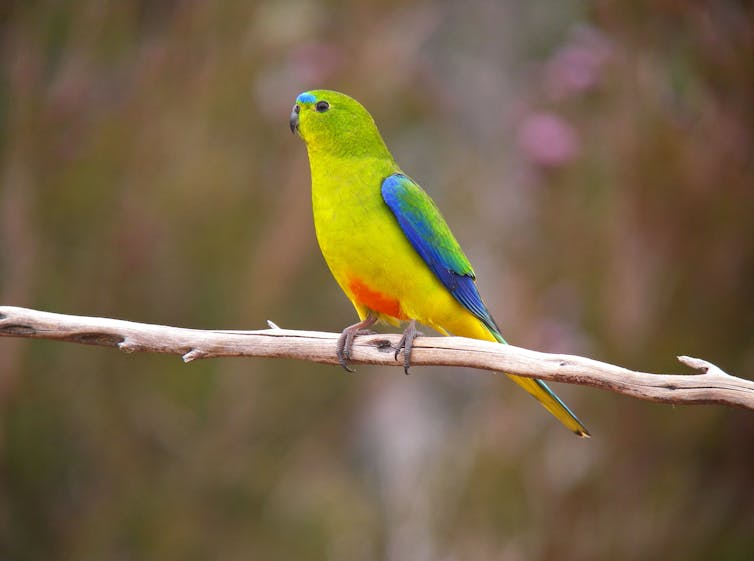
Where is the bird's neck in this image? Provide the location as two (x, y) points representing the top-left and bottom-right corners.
(308, 150), (398, 194)
(305, 123), (393, 160)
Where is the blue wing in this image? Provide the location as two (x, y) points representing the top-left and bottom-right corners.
(381, 173), (502, 338)
(383, 174), (590, 436)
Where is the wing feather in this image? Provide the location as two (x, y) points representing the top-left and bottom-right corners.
(381, 173), (500, 336)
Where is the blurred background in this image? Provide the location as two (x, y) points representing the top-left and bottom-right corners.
(1, 0), (753, 559)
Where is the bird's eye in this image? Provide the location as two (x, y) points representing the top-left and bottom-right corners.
(315, 101), (330, 113)
(293, 104), (300, 114)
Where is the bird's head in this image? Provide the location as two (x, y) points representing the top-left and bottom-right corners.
(290, 89), (390, 158)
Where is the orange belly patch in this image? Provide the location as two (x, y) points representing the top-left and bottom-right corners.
(348, 277), (406, 320)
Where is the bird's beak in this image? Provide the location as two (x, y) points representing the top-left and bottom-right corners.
(289, 105), (300, 134)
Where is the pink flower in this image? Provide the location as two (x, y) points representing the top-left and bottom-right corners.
(543, 26), (612, 100)
(517, 112), (580, 168)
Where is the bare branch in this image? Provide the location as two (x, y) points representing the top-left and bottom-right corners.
(1, 305), (752, 410)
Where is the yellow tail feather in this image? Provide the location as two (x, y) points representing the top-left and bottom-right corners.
(505, 374), (590, 437)
(445, 313), (590, 437)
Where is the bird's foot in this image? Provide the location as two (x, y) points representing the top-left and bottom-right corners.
(336, 312), (378, 372)
(395, 320), (422, 374)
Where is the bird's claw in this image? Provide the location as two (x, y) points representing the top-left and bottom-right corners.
(395, 320), (422, 375)
(336, 313), (378, 372)
(337, 328), (376, 372)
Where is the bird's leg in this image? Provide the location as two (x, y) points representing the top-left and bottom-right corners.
(336, 311), (378, 372)
(395, 320), (422, 375)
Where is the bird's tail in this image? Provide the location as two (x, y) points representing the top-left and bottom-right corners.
(505, 373), (590, 437)
(487, 328), (590, 437)
(464, 323), (590, 438)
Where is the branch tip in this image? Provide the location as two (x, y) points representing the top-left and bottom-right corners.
(183, 349), (207, 363)
(677, 355), (731, 377)
(118, 340), (139, 353)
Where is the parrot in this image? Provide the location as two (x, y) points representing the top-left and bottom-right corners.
(290, 89), (589, 437)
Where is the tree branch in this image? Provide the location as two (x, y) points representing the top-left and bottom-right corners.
(1, 305), (752, 410)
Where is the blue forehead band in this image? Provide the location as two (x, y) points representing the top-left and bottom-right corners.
(296, 92), (316, 104)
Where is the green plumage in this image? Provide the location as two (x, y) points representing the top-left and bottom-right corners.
(291, 89), (589, 437)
